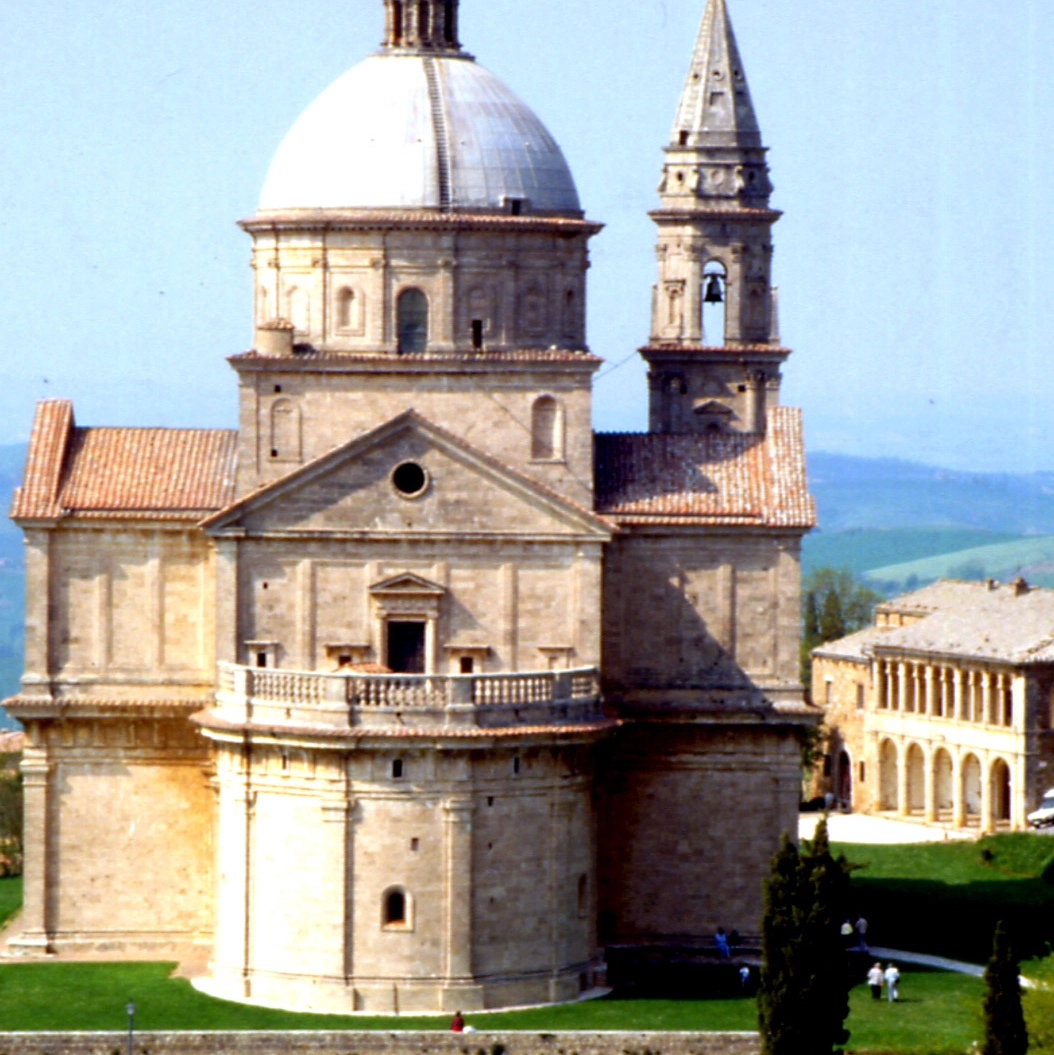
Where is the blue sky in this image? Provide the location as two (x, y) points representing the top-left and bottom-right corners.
(1, 0), (1050, 472)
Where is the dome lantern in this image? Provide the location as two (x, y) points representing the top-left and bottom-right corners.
(383, 0), (463, 54)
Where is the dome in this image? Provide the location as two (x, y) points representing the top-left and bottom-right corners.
(258, 54), (581, 215)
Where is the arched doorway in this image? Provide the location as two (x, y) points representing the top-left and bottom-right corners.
(906, 743), (925, 815)
(837, 749), (852, 807)
(990, 758), (1012, 827)
(879, 739), (898, 812)
(962, 754), (982, 824)
(933, 748), (954, 821)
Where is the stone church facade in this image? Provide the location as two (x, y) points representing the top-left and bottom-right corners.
(7, 0), (815, 1013)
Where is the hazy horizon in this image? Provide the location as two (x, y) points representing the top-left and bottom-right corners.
(2, 0), (1050, 473)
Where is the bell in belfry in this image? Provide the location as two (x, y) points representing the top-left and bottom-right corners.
(704, 274), (724, 304)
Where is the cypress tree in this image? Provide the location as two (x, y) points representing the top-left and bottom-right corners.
(819, 588), (846, 643)
(759, 835), (803, 1055)
(983, 922), (1027, 1055)
(758, 820), (851, 1055)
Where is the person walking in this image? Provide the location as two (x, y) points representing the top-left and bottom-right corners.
(714, 928), (730, 959)
(855, 916), (869, 952)
(883, 962), (900, 1002)
(867, 962), (884, 1001)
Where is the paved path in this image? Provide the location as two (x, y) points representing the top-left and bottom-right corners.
(799, 811), (977, 844)
(867, 946), (984, 977)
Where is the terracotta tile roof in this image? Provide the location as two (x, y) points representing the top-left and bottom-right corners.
(593, 406), (815, 528)
(10, 400), (237, 520)
(9, 399), (72, 519)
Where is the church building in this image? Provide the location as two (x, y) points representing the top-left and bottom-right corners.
(7, 0), (815, 1012)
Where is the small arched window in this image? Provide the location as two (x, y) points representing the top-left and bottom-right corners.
(285, 285), (308, 333)
(269, 397), (301, 461)
(382, 885), (412, 929)
(336, 286), (358, 331)
(531, 395), (561, 461)
(397, 288), (428, 353)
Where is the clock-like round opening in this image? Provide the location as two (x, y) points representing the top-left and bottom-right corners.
(391, 461), (428, 497)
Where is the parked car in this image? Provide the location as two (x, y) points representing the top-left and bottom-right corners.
(1027, 788), (1054, 828)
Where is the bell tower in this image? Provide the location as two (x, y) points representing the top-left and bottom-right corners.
(640, 0), (789, 436)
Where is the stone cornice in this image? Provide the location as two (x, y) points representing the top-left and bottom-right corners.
(241, 210), (602, 236)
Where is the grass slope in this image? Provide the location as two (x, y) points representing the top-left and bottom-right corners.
(0, 960), (982, 1053)
(836, 833), (1054, 964)
(866, 534), (1054, 591)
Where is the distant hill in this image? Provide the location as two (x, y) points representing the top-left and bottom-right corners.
(808, 451), (1054, 534)
(866, 534), (1054, 593)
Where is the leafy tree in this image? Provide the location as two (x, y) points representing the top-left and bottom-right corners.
(759, 819), (851, 1055)
(0, 751), (22, 876)
(819, 588), (845, 643)
(983, 921), (1027, 1055)
(801, 568), (884, 688)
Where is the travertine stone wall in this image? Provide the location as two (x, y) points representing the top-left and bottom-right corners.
(601, 529), (803, 706)
(233, 360), (596, 507)
(12, 713), (213, 955)
(598, 722), (802, 943)
(207, 738), (601, 1012)
(38, 524), (215, 698)
(0, 1032), (761, 1055)
(232, 537), (601, 674)
(247, 226), (591, 356)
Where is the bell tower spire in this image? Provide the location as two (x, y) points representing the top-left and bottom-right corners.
(382, 0), (464, 54)
(640, 0), (788, 437)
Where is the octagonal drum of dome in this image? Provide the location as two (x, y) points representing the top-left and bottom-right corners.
(259, 54), (581, 215)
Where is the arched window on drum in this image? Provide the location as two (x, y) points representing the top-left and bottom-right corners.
(531, 395), (562, 461)
(397, 288), (428, 353)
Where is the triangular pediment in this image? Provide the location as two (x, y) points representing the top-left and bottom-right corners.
(370, 572), (445, 597)
(202, 410), (613, 541)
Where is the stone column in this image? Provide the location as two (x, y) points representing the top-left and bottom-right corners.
(896, 739), (908, 817)
(440, 795), (482, 1008)
(983, 671), (995, 726)
(875, 660), (886, 709)
(213, 537), (241, 666)
(924, 666), (941, 717)
(898, 663), (908, 712)
(924, 745), (936, 823)
(10, 743), (51, 953)
(980, 756), (993, 834)
(548, 796), (574, 1002)
(952, 752), (965, 829)
(20, 529), (51, 692)
(954, 668), (966, 721)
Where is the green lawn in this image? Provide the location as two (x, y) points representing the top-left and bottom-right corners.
(0, 961), (984, 1053)
(834, 833), (1054, 964)
(0, 875), (20, 927)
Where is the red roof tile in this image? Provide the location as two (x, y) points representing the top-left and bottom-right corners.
(10, 400), (237, 520)
(594, 406), (815, 528)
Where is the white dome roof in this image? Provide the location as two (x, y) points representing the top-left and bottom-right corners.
(259, 54), (581, 215)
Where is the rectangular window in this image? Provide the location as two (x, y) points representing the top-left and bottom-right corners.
(459, 655), (474, 674)
(859, 761), (866, 783)
(824, 680), (832, 707)
(856, 683), (865, 710)
(387, 621), (425, 673)
(471, 319), (483, 349)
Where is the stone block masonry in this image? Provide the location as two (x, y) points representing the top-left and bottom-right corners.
(0, 1032), (761, 1055)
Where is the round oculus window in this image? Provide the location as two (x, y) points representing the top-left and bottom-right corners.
(391, 461), (428, 497)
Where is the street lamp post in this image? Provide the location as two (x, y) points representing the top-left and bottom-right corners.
(125, 1001), (136, 1055)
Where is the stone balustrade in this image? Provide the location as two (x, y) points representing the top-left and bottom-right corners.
(214, 661), (603, 731)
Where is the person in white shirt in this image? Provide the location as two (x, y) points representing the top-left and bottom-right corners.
(883, 962), (900, 1002)
(867, 962), (884, 1001)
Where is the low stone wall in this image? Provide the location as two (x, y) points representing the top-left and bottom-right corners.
(0, 1031), (761, 1055)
